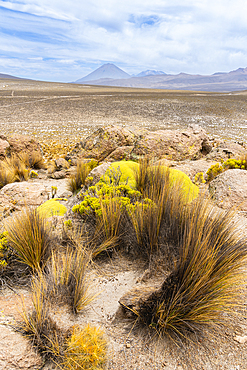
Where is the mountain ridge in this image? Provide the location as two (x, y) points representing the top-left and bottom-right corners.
(75, 66), (247, 92)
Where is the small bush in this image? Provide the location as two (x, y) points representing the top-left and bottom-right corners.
(64, 324), (107, 370)
(37, 199), (67, 218)
(5, 208), (52, 272)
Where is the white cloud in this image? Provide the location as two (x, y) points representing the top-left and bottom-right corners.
(0, 0), (247, 81)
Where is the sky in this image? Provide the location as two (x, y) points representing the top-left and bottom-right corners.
(1, 0), (247, 82)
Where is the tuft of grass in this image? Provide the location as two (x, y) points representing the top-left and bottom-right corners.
(4, 154), (30, 181)
(129, 171), (189, 261)
(67, 160), (91, 194)
(5, 208), (52, 272)
(28, 151), (46, 169)
(136, 196), (247, 337)
(47, 247), (94, 314)
(63, 324), (107, 370)
(0, 160), (16, 188)
(18, 272), (65, 359)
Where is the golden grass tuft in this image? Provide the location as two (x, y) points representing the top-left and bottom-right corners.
(136, 195), (247, 337)
(5, 207), (52, 272)
(47, 247), (95, 314)
(63, 324), (107, 370)
(19, 272), (65, 358)
(67, 160), (91, 194)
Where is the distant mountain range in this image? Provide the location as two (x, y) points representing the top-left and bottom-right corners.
(0, 72), (23, 80)
(74, 64), (247, 92)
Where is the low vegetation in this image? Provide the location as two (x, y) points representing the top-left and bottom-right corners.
(0, 156), (246, 368)
(0, 152), (46, 189)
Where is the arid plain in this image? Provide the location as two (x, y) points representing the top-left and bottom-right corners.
(1, 78), (247, 156)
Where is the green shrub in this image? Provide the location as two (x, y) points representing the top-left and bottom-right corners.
(37, 199), (67, 218)
(103, 160), (139, 188)
(0, 231), (8, 269)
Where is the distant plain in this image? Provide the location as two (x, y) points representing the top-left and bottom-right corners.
(1, 79), (247, 149)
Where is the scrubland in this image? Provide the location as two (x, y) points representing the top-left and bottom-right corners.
(0, 79), (247, 369)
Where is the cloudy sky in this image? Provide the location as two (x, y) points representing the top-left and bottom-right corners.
(1, 0), (247, 82)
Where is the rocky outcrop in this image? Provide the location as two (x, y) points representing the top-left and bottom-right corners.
(66, 125), (145, 163)
(0, 179), (72, 220)
(206, 141), (246, 161)
(0, 134), (42, 160)
(209, 169), (247, 211)
(66, 124), (212, 163)
(131, 124), (212, 160)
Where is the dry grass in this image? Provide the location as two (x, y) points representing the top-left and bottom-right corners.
(67, 160), (91, 194)
(5, 208), (53, 272)
(47, 247), (95, 314)
(129, 170), (188, 261)
(18, 272), (65, 359)
(136, 196), (247, 337)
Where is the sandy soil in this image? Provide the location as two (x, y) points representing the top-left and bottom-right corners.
(1, 79), (247, 147)
(0, 255), (246, 370)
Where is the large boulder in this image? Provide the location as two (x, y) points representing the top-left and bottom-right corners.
(66, 125), (145, 163)
(209, 169), (247, 211)
(66, 124), (212, 164)
(0, 134), (42, 160)
(131, 124), (212, 160)
(206, 141), (246, 161)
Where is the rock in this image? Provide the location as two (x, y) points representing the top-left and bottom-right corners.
(66, 124), (211, 163)
(0, 179), (70, 220)
(206, 141), (246, 161)
(104, 145), (135, 162)
(0, 324), (42, 370)
(170, 159), (218, 181)
(55, 157), (70, 170)
(65, 125), (146, 162)
(209, 169), (247, 210)
(87, 162), (111, 185)
(131, 124), (212, 160)
(0, 137), (10, 160)
(234, 335), (247, 344)
(50, 170), (67, 179)
(3, 134), (43, 160)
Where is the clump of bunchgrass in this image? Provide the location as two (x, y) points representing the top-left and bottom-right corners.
(47, 247), (94, 314)
(67, 160), (91, 194)
(63, 324), (107, 370)
(18, 272), (65, 359)
(135, 196), (247, 338)
(5, 207), (53, 272)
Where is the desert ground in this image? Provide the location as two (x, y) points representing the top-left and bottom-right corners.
(0, 79), (247, 370)
(1, 79), (247, 150)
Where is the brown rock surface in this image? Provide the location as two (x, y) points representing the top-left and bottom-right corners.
(209, 169), (247, 210)
(66, 125), (143, 162)
(0, 136), (10, 159)
(131, 124), (212, 160)
(3, 134), (42, 159)
(66, 124), (212, 163)
(206, 141), (247, 161)
(0, 179), (71, 220)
